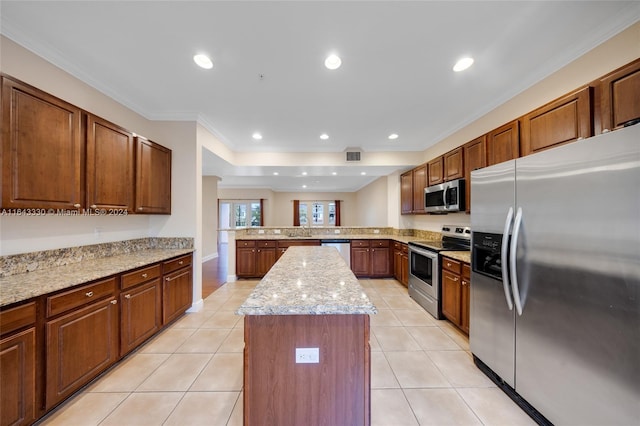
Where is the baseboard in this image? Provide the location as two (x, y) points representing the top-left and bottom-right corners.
(187, 299), (204, 313)
(202, 252), (219, 262)
(227, 274), (237, 282)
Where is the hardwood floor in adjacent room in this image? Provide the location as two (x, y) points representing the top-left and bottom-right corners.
(202, 244), (228, 298)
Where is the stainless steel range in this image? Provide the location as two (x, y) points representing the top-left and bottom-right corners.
(408, 225), (470, 319)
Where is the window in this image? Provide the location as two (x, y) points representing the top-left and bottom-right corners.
(299, 203), (308, 225)
(294, 200), (340, 226)
(220, 200), (263, 228)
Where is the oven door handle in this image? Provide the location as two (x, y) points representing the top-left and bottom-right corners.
(501, 207), (514, 311)
(409, 246), (438, 260)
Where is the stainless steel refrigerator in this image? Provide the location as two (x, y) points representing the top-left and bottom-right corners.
(470, 124), (640, 425)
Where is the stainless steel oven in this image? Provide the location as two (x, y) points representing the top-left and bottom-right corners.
(408, 244), (440, 318)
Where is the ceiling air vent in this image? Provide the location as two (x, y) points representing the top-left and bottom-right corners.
(346, 151), (361, 162)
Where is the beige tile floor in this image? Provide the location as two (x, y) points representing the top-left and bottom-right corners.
(38, 279), (535, 426)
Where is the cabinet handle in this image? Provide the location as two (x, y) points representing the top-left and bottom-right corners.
(90, 204), (97, 209)
(179, 261), (183, 265)
(111, 300), (117, 305)
(124, 294), (131, 299)
(142, 273), (148, 278)
(602, 128), (610, 133)
(73, 203), (81, 208)
(138, 207), (143, 211)
(453, 277), (458, 282)
(86, 291), (94, 297)
(447, 262), (452, 267)
(257, 249), (261, 252)
(165, 276), (173, 282)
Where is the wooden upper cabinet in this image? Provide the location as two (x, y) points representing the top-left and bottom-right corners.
(400, 170), (413, 215)
(427, 156), (443, 186)
(135, 137), (171, 214)
(599, 58), (640, 132)
(444, 147), (463, 182)
(86, 114), (135, 211)
(521, 86), (592, 157)
(1, 75), (83, 210)
(487, 120), (519, 166)
(412, 164), (427, 214)
(463, 135), (486, 213)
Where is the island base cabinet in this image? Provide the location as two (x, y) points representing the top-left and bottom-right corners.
(45, 298), (119, 409)
(0, 329), (36, 426)
(244, 314), (371, 426)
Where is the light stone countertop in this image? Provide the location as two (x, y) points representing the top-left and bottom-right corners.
(235, 234), (424, 245)
(0, 249), (193, 307)
(441, 251), (471, 264)
(236, 246), (377, 316)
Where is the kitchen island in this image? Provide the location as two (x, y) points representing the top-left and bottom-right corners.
(237, 246), (377, 426)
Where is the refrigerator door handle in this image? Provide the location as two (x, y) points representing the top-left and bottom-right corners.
(510, 207), (524, 315)
(501, 207), (514, 310)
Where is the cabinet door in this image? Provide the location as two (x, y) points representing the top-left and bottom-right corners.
(393, 249), (402, 282)
(46, 298), (119, 409)
(487, 120), (519, 166)
(427, 157), (443, 186)
(370, 247), (391, 277)
(1, 76), (83, 210)
(444, 147), (464, 181)
(350, 247), (370, 277)
(412, 165), (427, 214)
(1, 328), (36, 426)
(400, 171), (413, 214)
(135, 137), (171, 214)
(463, 136), (486, 213)
(460, 276), (470, 334)
(520, 87), (592, 157)
(120, 279), (162, 356)
(237, 247), (256, 277)
(256, 248), (276, 276)
(441, 270), (461, 326)
(600, 58), (640, 132)
(86, 114), (134, 211)
(401, 252), (409, 287)
(162, 268), (193, 325)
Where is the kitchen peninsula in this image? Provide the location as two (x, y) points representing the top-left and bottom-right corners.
(237, 246), (377, 426)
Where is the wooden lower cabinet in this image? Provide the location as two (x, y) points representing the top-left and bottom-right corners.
(256, 246), (277, 276)
(351, 240), (392, 278)
(45, 297), (119, 409)
(244, 314), (370, 425)
(120, 279), (162, 356)
(393, 242), (409, 287)
(441, 257), (470, 334)
(238, 240), (320, 278)
(162, 267), (193, 325)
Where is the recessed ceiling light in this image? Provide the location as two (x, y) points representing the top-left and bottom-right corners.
(273, 172), (279, 176)
(324, 54), (342, 70)
(193, 54), (213, 69)
(302, 172), (308, 176)
(453, 57), (474, 72)
(388, 133), (399, 140)
(302, 184), (307, 189)
(332, 172), (337, 176)
(361, 172), (367, 176)
(320, 133), (329, 140)
(252, 132), (262, 140)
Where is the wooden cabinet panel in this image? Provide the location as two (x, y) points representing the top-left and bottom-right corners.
(0, 302), (36, 336)
(47, 277), (117, 317)
(463, 136), (486, 213)
(350, 247), (370, 277)
(1, 75), (83, 210)
(427, 156), (443, 186)
(441, 258), (470, 334)
(1, 328), (36, 426)
(275, 240), (321, 260)
(121, 264), (161, 290)
(163, 254), (192, 275)
(162, 267), (192, 325)
(351, 240), (392, 278)
(444, 147), (463, 181)
(442, 270), (461, 326)
(370, 247), (391, 277)
(85, 114), (134, 211)
(120, 279), (162, 356)
(442, 257), (461, 274)
(487, 120), (519, 166)
(400, 171), (413, 214)
(461, 264), (471, 334)
(46, 297), (119, 409)
(600, 58), (640, 132)
(135, 137), (171, 214)
(256, 247), (277, 276)
(521, 87), (592, 156)
(393, 242), (409, 287)
(412, 165), (427, 214)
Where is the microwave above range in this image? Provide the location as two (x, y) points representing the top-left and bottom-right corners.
(424, 178), (465, 213)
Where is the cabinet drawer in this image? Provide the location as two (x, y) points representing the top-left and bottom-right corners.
(256, 240), (276, 248)
(163, 254), (192, 275)
(351, 240), (369, 248)
(462, 263), (471, 280)
(401, 244), (408, 254)
(47, 277), (117, 318)
(393, 241), (401, 250)
(442, 257), (461, 274)
(121, 264), (161, 290)
(0, 301), (36, 336)
(371, 239), (389, 248)
(237, 240), (256, 248)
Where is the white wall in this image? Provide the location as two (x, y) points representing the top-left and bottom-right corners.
(272, 192), (358, 226)
(217, 188), (277, 225)
(202, 176), (219, 261)
(355, 177), (388, 227)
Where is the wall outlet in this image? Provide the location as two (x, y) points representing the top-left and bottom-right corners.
(258, 229), (265, 234)
(274, 229), (281, 234)
(295, 347), (319, 364)
(334, 229), (340, 234)
(373, 229), (380, 234)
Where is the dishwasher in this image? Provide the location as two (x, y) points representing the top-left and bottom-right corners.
(320, 239), (351, 267)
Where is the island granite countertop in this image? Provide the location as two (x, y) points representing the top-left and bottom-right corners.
(0, 248), (193, 307)
(236, 246), (377, 316)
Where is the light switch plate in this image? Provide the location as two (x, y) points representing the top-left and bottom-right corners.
(258, 229), (265, 234)
(274, 229), (281, 234)
(334, 229), (340, 234)
(373, 229), (380, 234)
(295, 347), (319, 364)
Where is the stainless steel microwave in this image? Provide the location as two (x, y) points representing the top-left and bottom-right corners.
(424, 178), (465, 213)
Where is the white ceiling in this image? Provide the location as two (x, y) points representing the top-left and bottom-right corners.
(2, 1), (639, 192)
